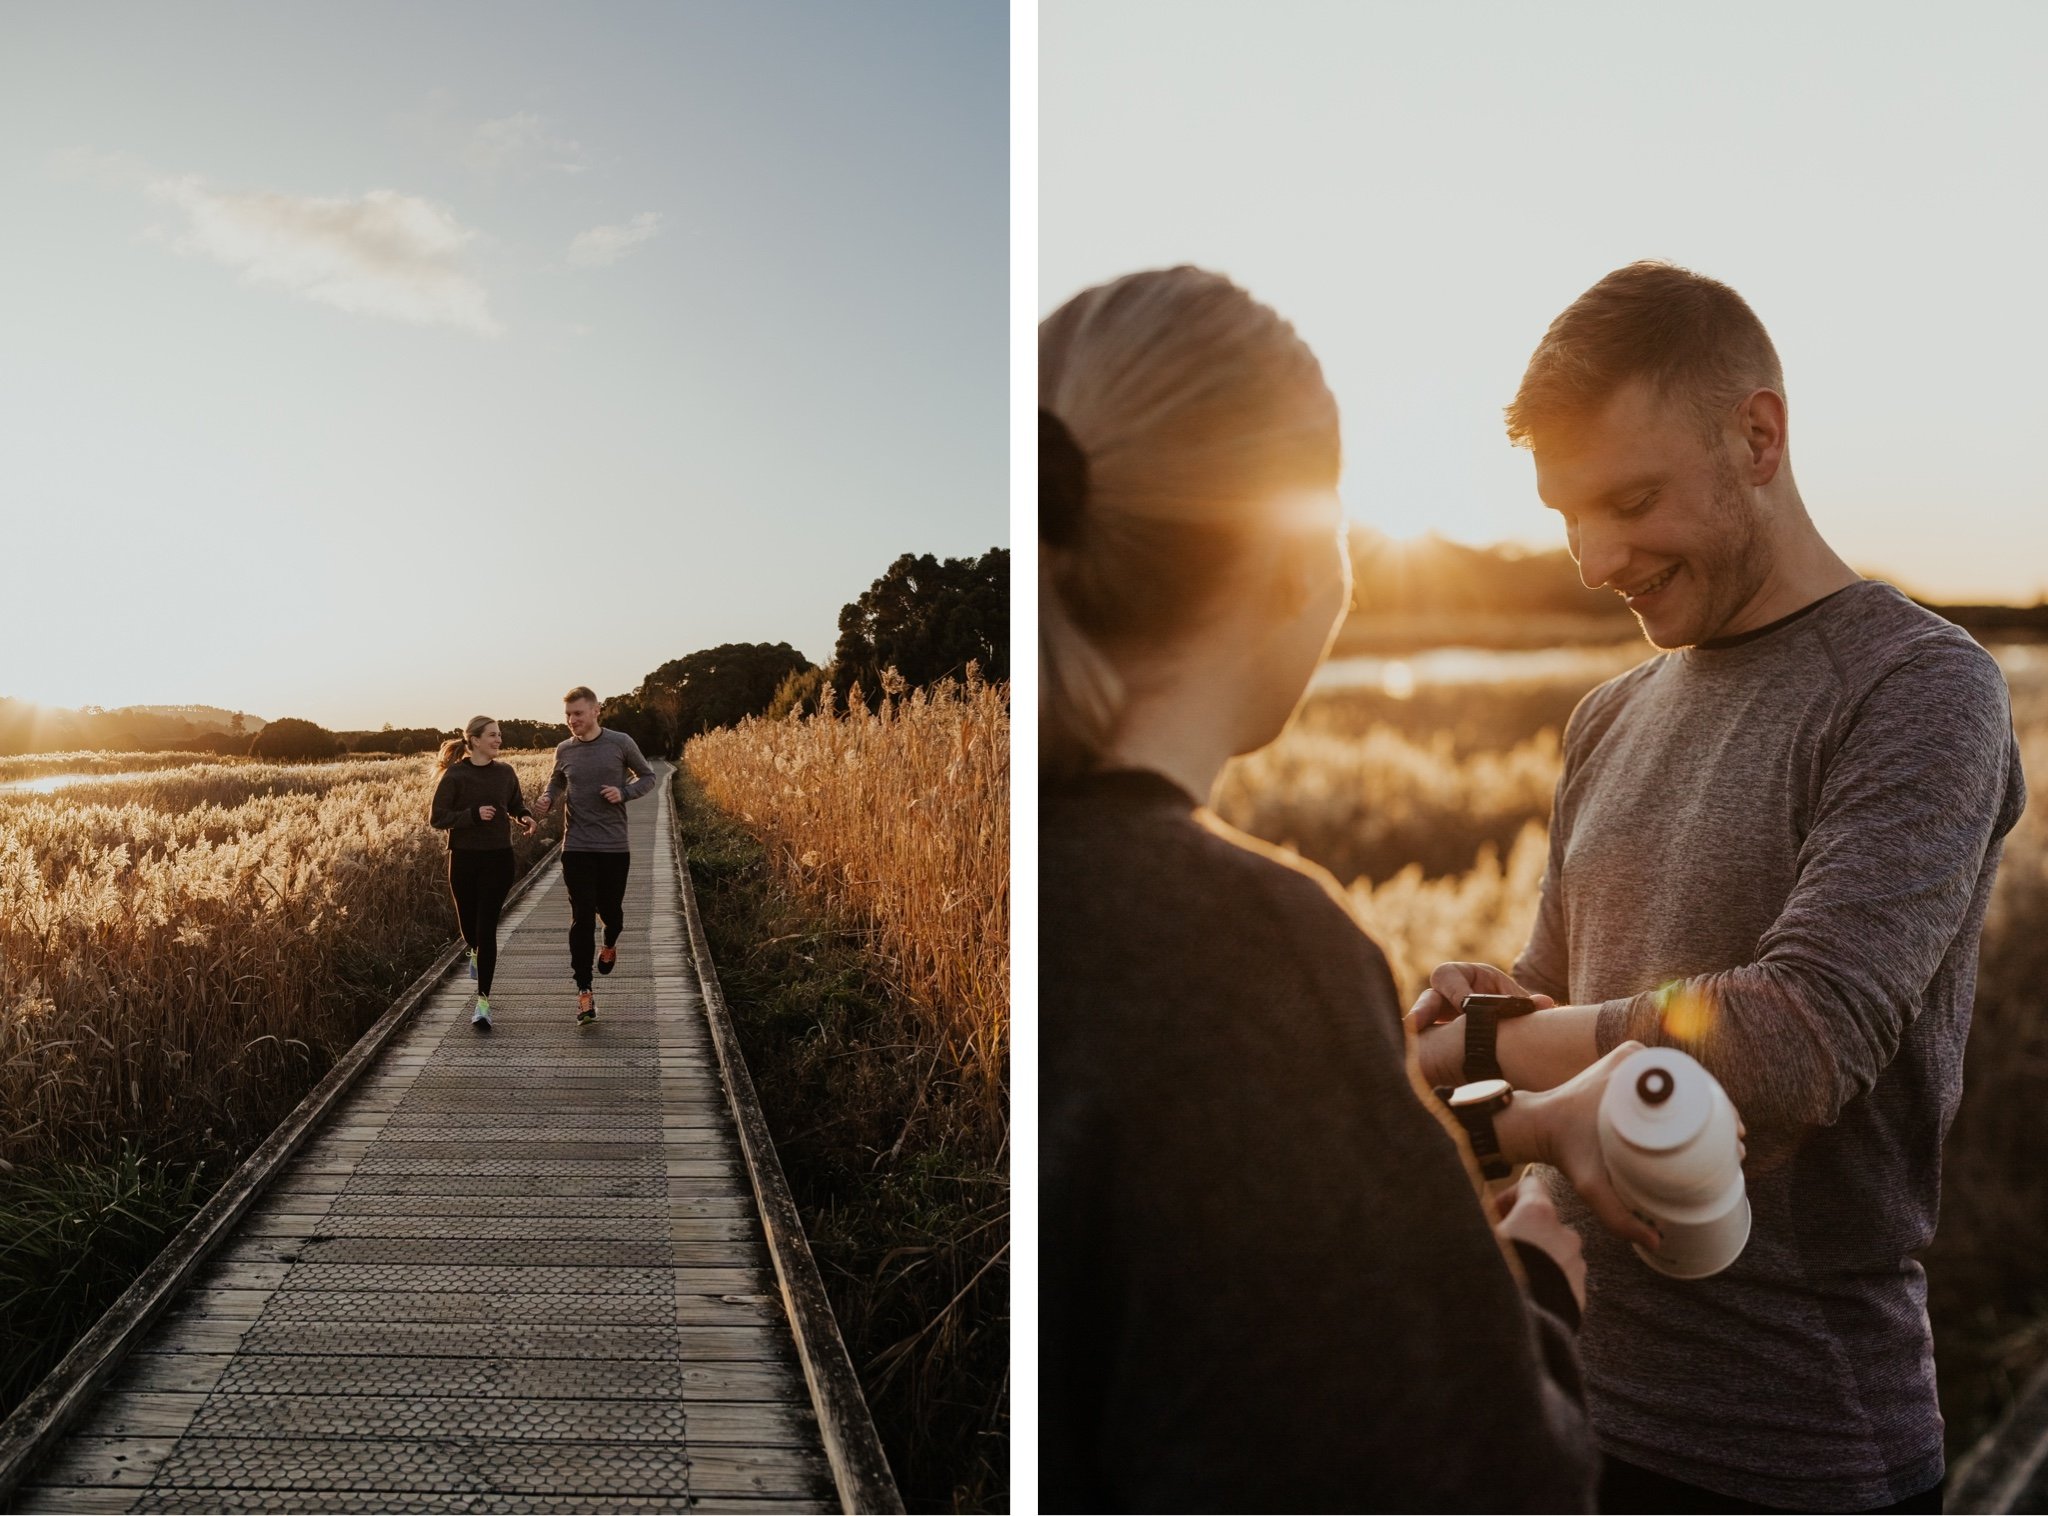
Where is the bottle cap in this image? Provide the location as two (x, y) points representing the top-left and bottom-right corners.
(1602, 1047), (1715, 1153)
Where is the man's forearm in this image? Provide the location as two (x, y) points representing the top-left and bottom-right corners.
(1421, 1004), (1601, 1091)
(1497, 1006), (1602, 1092)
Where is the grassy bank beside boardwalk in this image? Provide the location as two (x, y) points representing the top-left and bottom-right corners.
(0, 752), (563, 1422)
(677, 681), (1008, 1514)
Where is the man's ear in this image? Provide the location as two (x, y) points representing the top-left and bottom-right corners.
(1736, 388), (1788, 487)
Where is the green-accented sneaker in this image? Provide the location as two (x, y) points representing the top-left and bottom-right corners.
(471, 996), (492, 1032)
(576, 990), (597, 1026)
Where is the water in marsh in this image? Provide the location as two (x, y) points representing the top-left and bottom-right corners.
(0, 771), (152, 794)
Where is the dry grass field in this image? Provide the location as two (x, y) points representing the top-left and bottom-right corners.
(686, 673), (1010, 1108)
(1, 753), (562, 1173)
(682, 673), (1009, 1511)
(1214, 642), (2048, 1456)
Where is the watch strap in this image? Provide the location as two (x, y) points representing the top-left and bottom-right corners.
(1464, 1003), (1505, 1084)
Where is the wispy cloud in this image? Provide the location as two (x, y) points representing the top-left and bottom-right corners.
(462, 112), (586, 179)
(146, 178), (501, 336)
(567, 212), (663, 269)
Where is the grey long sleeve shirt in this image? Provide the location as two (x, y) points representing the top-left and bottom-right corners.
(1515, 580), (2026, 1510)
(545, 728), (656, 853)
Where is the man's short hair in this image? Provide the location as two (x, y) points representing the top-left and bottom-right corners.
(1505, 261), (1784, 450)
(564, 686), (598, 707)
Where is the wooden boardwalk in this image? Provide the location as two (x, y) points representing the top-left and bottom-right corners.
(9, 772), (883, 1513)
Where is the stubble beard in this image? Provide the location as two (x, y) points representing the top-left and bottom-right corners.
(1642, 448), (1774, 649)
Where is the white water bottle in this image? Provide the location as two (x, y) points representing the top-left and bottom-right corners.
(1597, 1046), (1751, 1279)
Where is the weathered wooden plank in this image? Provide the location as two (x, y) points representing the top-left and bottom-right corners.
(159, 1286), (780, 1330)
(70, 1392), (819, 1450)
(235, 1214), (759, 1244)
(10, 1484), (141, 1512)
(217, 1321), (791, 1363)
(83, 1434), (831, 1499)
(201, 1353), (801, 1401)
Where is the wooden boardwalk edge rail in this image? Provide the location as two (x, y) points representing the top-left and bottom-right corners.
(0, 844), (564, 1509)
(667, 778), (904, 1516)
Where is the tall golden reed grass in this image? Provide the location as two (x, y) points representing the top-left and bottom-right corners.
(683, 673), (1010, 1108)
(0, 752), (561, 1173)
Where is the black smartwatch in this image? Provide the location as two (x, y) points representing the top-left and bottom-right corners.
(1461, 992), (1537, 1084)
(1437, 1077), (1515, 1180)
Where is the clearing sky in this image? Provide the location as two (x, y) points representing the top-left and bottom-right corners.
(1, 0), (1006, 729)
(1042, 0), (2048, 605)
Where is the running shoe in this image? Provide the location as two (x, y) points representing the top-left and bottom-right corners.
(471, 996), (492, 1032)
(598, 945), (618, 976)
(577, 990), (597, 1026)
(467, 949), (478, 981)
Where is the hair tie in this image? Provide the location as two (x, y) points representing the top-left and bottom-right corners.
(1040, 409), (1089, 548)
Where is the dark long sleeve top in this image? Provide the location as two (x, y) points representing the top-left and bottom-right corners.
(429, 759), (529, 851)
(1042, 769), (1596, 1514)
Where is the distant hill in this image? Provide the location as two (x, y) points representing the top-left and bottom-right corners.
(1337, 528), (2048, 652)
(0, 699), (266, 757)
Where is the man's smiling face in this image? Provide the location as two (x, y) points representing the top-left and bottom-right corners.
(1531, 377), (1771, 649)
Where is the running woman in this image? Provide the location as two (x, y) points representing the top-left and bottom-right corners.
(429, 716), (535, 1031)
(531, 687), (656, 1025)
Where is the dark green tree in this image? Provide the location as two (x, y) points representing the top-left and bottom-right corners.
(248, 717), (343, 761)
(596, 690), (666, 757)
(831, 547), (1008, 707)
(639, 642), (815, 753)
(498, 718), (571, 751)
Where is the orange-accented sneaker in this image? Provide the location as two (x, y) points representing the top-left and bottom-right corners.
(598, 945), (618, 976)
(576, 990), (597, 1026)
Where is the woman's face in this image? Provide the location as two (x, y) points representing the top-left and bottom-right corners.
(473, 723), (503, 760)
(1234, 492), (1350, 754)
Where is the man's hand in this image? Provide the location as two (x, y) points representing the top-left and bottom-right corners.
(477, 805), (497, 822)
(600, 784), (623, 804)
(1493, 1170), (1585, 1312)
(533, 793), (553, 817)
(1405, 961), (1555, 1035)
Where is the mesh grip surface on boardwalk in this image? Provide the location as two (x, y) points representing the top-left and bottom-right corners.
(16, 775), (841, 1513)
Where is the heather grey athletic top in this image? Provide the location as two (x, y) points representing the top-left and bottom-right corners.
(545, 728), (656, 853)
(1514, 580), (2026, 1510)
(1045, 769), (1597, 1513)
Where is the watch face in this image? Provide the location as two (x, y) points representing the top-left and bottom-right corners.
(1462, 993), (1537, 1017)
(1449, 1077), (1512, 1107)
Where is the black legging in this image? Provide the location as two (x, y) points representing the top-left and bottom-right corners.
(448, 848), (516, 995)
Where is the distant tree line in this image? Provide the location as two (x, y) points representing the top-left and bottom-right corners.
(599, 546), (1010, 757)
(1, 546), (1012, 758)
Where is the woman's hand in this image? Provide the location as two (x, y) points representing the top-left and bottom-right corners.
(1493, 1170), (1585, 1312)
(478, 805), (498, 822)
(518, 815), (536, 836)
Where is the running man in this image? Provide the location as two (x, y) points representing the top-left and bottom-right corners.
(532, 686), (657, 1025)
